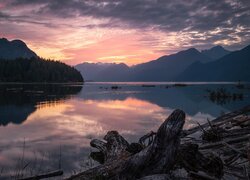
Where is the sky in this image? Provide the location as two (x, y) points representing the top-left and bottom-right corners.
(0, 0), (250, 66)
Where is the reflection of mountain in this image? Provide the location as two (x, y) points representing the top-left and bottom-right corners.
(0, 105), (35, 126)
(0, 84), (82, 126)
(78, 84), (249, 117)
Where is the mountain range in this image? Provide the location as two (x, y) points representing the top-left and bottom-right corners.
(1, 37), (249, 82)
(201, 45), (231, 60)
(178, 45), (250, 81)
(0, 38), (37, 59)
(75, 45), (249, 82)
(75, 62), (129, 81)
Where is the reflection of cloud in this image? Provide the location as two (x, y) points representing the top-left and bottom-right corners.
(1, 84), (248, 177)
(0, 96), (172, 176)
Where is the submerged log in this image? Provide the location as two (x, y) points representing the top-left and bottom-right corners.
(67, 109), (185, 180)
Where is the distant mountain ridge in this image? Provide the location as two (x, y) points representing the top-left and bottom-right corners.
(177, 44), (250, 81)
(75, 47), (226, 81)
(3, 36), (247, 82)
(201, 45), (231, 60)
(0, 38), (37, 60)
(75, 44), (250, 82)
(127, 48), (212, 81)
(75, 62), (129, 81)
(76, 48), (212, 81)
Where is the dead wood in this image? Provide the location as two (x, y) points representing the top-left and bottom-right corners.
(18, 170), (63, 180)
(118, 109), (185, 179)
(183, 105), (250, 136)
(66, 109), (185, 180)
(65, 106), (250, 180)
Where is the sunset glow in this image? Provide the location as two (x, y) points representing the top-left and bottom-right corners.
(1, 0), (249, 65)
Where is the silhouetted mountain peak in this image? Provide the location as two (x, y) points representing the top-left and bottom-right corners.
(201, 45), (231, 60)
(242, 44), (250, 51)
(76, 44), (249, 82)
(166, 48), (200, 57)
(11, 39), (27, 46)
(0, 38), (26, 47)
(0, 37), (37, 60)
(116, 62), (129, 68)
(185, 47), (199, 53)
(0, 38), (8, 42)
(213, 45), (224, 49)
(77, 62), (129, 68)
(154, 47), (204, 63)
(178, 43), (250, 81)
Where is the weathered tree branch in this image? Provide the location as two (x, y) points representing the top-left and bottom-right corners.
(183, 105), (250, 136)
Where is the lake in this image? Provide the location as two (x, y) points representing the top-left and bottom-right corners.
(0, 82), (249, 178)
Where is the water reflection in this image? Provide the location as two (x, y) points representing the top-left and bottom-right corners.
(80, 83), (250, 117)
(0, 84), (82, 126)
(0, 83), (249, 178)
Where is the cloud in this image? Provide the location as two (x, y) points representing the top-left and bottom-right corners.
(3, 0), (250, 31)
(1, 0), (250, 64)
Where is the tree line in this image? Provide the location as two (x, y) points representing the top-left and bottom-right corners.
(0, 57), (83, 82)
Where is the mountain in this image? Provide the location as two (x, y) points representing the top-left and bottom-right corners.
(127, 48), (212, 81)
(0, 38), (83, 82)
(0, 38), (37, 60)
(75, 48), (212, 82)
(75, 62), (111, 81)
(94, 63), (129, 81)
(75, 62), (129, 81)
(201, 45), (231, 60)
(177, 44), (250, 81)
(77, 45), (249, 82)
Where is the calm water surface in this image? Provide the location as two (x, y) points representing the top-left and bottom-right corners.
(0, 82), (249, 178)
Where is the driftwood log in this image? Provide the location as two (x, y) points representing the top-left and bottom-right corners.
(66, 105), (250, 180)
(118, 109), (185, 179)
(67, 109), (185, 180)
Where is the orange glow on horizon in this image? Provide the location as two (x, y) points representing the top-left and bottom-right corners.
(26, 30), (170, 66)
(1, 0), (247, 66)
(1, 22), (184, 66)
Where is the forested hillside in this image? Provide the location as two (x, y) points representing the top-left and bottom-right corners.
(0, 57), (83, 82)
